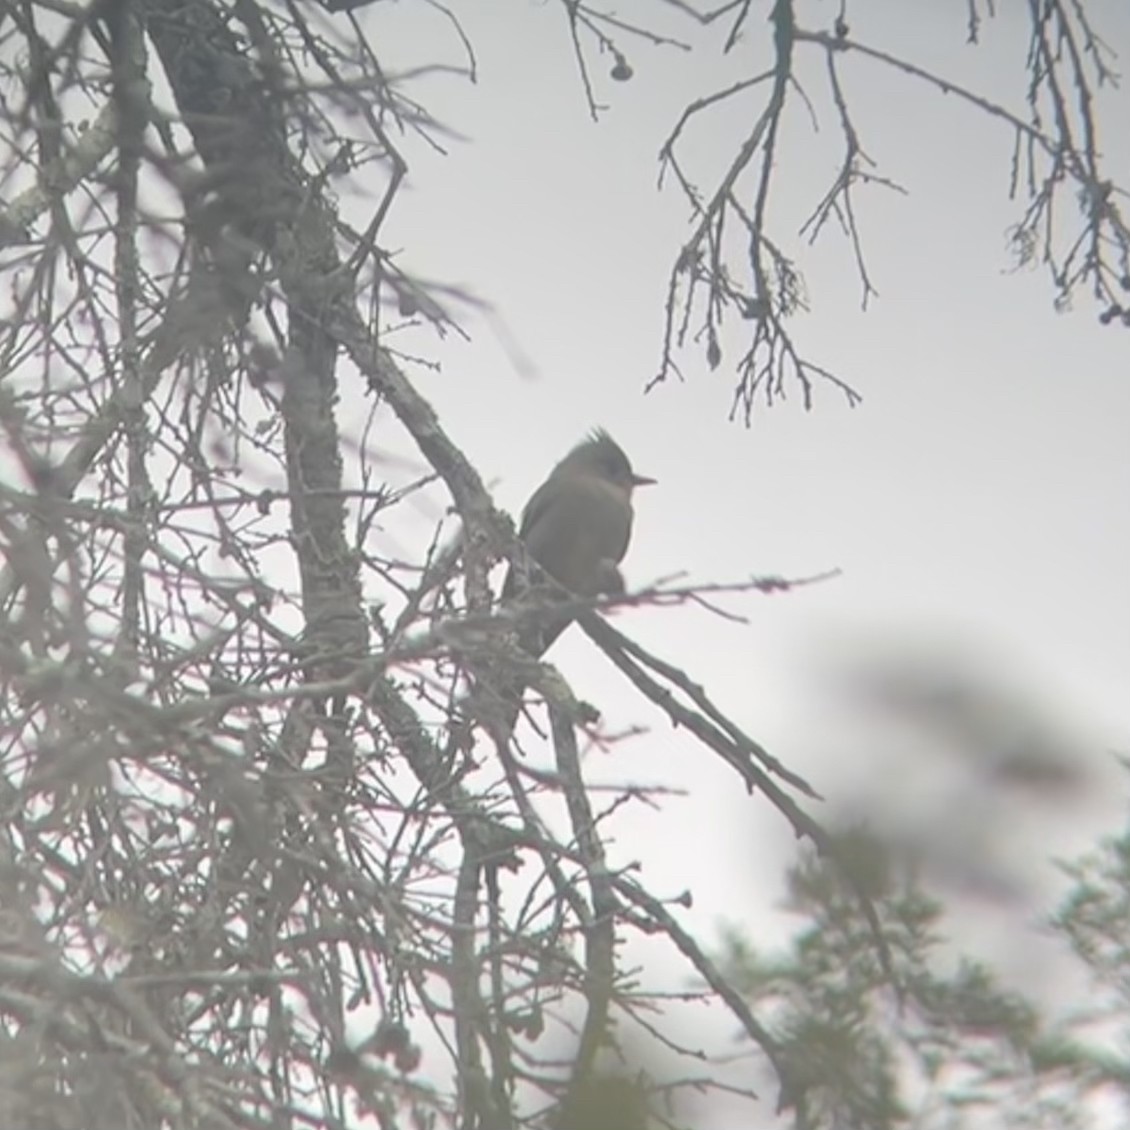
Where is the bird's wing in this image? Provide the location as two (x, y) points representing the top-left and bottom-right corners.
(517, 476), (558, 541)
(503, 479), (551, 599)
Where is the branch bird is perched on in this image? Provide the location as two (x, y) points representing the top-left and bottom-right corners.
(503, 429), (655, 660)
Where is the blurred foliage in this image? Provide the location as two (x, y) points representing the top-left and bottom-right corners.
(717, 812), (1130, 1129)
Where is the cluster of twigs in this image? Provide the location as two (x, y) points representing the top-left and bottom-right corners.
(647, 0), (1127, 419)
(0, 4), (857, 1129)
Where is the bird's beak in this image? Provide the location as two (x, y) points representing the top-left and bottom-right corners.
(631, 473), (657, 487)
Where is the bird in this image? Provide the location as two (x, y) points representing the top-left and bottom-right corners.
(502, 429), (655, 660)
(455, 431), (654, 743)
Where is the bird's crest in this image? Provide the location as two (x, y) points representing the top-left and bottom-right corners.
(572, 428), (629, 471)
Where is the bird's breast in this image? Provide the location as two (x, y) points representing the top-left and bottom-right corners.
(525, 475), (633, 597)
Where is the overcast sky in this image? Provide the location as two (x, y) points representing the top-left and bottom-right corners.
(330, 0), (1130, 1116)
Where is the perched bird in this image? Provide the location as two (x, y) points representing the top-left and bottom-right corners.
(503, 429), (655, 659)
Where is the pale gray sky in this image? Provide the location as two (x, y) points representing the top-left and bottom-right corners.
(334, 0), (1129, 1117)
